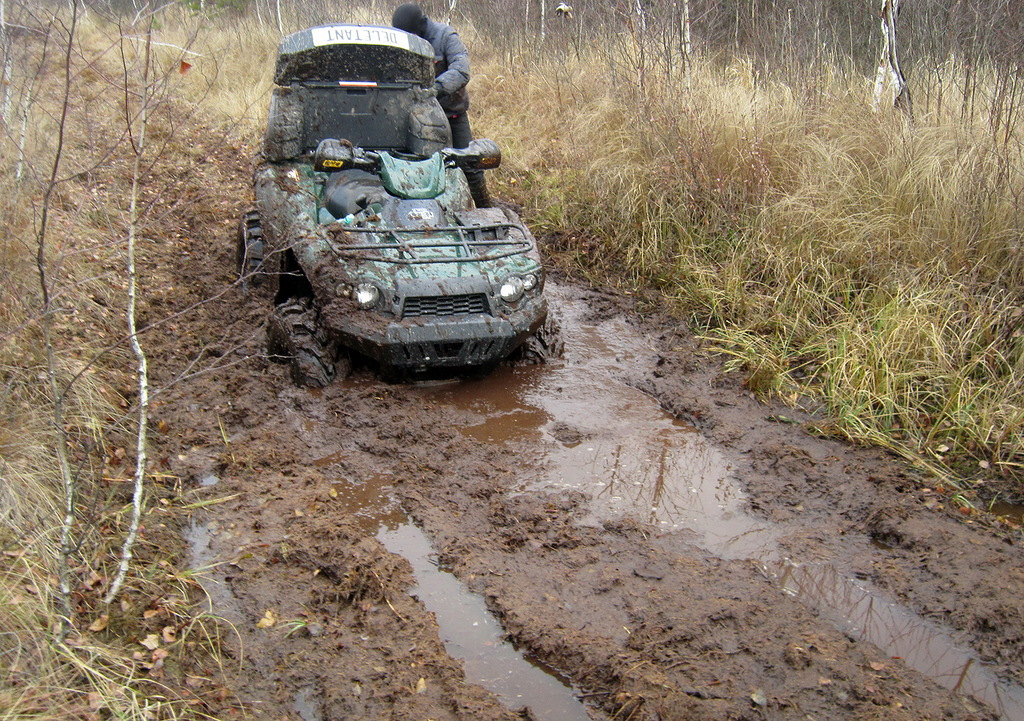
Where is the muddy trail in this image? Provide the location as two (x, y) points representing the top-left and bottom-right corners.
(143, 142), (1024, 721)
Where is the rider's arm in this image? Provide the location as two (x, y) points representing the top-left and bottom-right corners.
(434, 28), (470, 97)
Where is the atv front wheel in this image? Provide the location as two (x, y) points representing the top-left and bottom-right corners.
(514, 311), (564, 365)
(266, 297), (346, 387)
(236, 210), (265, 285)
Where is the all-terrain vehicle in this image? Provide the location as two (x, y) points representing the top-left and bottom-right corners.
(238, 24), (554, 385)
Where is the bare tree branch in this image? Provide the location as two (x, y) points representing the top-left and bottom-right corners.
(33, 0), (81, 641)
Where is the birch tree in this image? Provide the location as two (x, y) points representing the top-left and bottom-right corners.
(31, 0), (81, 639)
(873, 0), (912, 116)
(1, 0), (12, 123)
(103, 6), (154, 605)
(681, 0), (691, 86)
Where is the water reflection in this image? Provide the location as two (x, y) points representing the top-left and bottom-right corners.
(292, 687), (322, 721)
(303, 467), (592, 721)
(377, 521), (592, 721)
(419, 307), (778, 560)
(185, 518), (245, 625)
(771, 559), (1024, 719)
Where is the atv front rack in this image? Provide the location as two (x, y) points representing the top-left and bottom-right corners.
(328, 222), (534, 265)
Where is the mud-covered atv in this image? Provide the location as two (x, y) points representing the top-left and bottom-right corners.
(239, 24), (555, 385)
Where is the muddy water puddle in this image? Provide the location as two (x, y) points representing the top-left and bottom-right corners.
(989, 500), (1024, 524)
(419, 299), (778, 559)
(414, 293), (1024, 719)
(770, 559), (1024, 718)
(310, 462), (593, 719)
(185, 514), (250, 659)
(323, 473), (406, 532)
(378, 519), (593, 721)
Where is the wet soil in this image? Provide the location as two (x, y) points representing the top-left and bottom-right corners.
(143, 140), (1024, 721)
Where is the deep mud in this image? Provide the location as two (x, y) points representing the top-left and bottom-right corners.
(141, 141), (1024, 720)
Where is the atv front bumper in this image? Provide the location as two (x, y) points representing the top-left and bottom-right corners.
(328, 302), (546, 371)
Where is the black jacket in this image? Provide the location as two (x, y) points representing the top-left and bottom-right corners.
(421, 18), (470, 115)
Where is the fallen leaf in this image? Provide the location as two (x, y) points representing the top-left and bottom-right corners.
(415, 677), (427, 694)
(161, 626), (176, 644)
(256, 610), (277, 629)
(143, 608), (161, 620)
(88, 614), (109, 632)
(139, 634), (160, 651)
(819, 678), (832, 686)
(869, 661), (886, 672)
(328, 488), (339, 498)
(152, 647), (170, 661)
(750, 689), (767, 707)
(179, 60), (192, 75)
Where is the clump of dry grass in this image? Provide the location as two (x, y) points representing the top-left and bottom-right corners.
(475, 41), (1024, 491)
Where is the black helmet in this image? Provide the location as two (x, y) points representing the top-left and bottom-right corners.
(392, 3), (428, 37)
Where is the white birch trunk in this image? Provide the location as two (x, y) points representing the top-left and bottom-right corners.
(540, 0), (545, 41)
(1, 0), (11, 125)
(104, 13), (153, 606)
(40, 0), (81, 639)
(634, 0), (648, 34)
(873, 0), (912, 116)
(682, 0), (692, 87)
(14, 85), (31, 181)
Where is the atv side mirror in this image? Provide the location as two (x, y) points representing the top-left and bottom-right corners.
(444, 139), (502, 171)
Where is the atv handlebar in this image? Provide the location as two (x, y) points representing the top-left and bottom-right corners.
(441, 139), (502, 170)
(313, 138), (501, 174)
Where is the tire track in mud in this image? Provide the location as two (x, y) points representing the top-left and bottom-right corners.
(144, 148), (1022, 720)
(411, 286), (1024, 719)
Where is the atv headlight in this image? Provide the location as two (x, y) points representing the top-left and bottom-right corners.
(354, 283), (381, 309)
(523, 273), (539, 292)
(499, 276), (525, 303)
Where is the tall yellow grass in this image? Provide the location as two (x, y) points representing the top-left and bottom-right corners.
(474, 45), (1024, 486)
